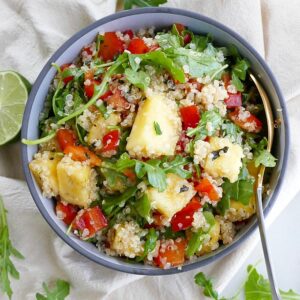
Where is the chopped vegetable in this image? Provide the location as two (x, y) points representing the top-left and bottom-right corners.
(180, 105), (200, 130)
(56, 201), (78, 225)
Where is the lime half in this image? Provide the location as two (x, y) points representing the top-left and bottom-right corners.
(0, 71), (30, 145)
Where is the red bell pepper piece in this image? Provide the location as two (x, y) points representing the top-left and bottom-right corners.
(195, 178), (220, 201)
(56, 128), (76, 151)
(56, 201), (79, 225)
(127, 38), (149, 54)
(99, 32), (124, 61)
(229, 107), (263, 133)
(180, 105), (200, 130)
(171, 197), (202, 232)
(101, 130), (120, 152)
(73, 206), (108, 239)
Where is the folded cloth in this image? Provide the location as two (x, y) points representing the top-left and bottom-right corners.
(0, 0), (299, 299)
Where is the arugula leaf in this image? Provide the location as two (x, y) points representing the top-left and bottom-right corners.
(136, 228), (158, 261)
(231, 71), (244, 92)
(194, 272), (219, 300)
(171, 24), (184, 46)
(162, 155), (192, 179)
(231, 59), (250, 92)
(102, 186), (138, 216)
(255, 150), (277, 168)
(187, 110), (223, 139)
(124, 68), (150, 90)
(156, 32), (182, 49)
(192, 34), (212, 52)
(35, 279), (70, 300)
(245, 265), (300, 300)
(221, 121), (242, 142)
(124, 0), (167, 9)
(142, 160), (167, 192)
(129, 51), (185, 83)
(186, 230), (208, 257)
(136, 193), (151, 219)
(153, 121), (162, 135)
(115, 153), (136, 171)
(0, 196), (24, 299)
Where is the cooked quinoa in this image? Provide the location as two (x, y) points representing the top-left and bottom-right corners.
(26, 24), (277, 269)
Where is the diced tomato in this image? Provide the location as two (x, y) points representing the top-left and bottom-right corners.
(224, 92), (242, 108)
(106, 89), (130, 111)
(229, 107), (263, 133)
(123, 168), (136, 182)
(61, 64), (74, 85)
(99, 32), (124, 61)
(84, 79), (100, 99)
(64, 145), (101, 167)
(180, 105), (200, 130)
(101, 130), (120, 152)
(56, 128), (76, 151)
(183, 33), (192, 45)
(154, 238), (186, 268)
(73, 206), (107, 239)
(195, 178), (220, 201)
(222, 72), (231, 89)
(123, 29), (134, 39)
(100, 90), (113, 100)
(82, 45), (93, 56)
(127, 38), (149, 54)
(175, 23), (185, 35)
(56, 201), (79, 225)
(171, 197), (202, 232)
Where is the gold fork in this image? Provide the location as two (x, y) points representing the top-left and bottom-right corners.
(250, 73), (280, 300)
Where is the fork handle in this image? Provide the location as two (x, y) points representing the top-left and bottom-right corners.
(256, 186), (281, 300)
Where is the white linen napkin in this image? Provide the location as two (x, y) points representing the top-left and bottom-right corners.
(0, 0), (299, 299)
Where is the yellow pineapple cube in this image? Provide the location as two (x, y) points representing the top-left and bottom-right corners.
(29, 151), (61, 198)
(126, 90), (181, 158)
(56, 156), (98, 208)
(146, 173), (196, 219)
(204, 137), (244, 183)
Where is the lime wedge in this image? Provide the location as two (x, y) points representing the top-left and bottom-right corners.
(0, 71), (30, 145)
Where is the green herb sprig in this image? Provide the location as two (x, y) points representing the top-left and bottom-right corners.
(0, 196), (24, 299)
(36, 279), (70, 300)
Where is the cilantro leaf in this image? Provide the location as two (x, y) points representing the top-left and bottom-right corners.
(187, 110), (223, 139)
(194, 272), (219, 300)
(124, 68), (150, 90)
(245, 265), (300, 300)
(0, 196), (25, 300)
(153, 121), (162, 135)
(35, 279), (70, 300)
(124, 0), (167, 9)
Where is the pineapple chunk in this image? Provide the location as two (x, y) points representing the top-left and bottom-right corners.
(204, 137), (244, 183)
(29, 151), (61, 198)
(56, 156), (98, 208)
(126, 90), (181, 158)
(146, 173), (196, 219)
(87, 112), (121, 148)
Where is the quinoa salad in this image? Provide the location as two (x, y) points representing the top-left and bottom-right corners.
(25, 24), (277, 269)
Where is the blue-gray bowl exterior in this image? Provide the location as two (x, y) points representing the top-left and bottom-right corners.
(21, 7), (289, 275)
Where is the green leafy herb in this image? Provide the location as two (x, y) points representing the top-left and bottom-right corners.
(129, 51), (185, 83)
(156, 32), (182, 49)
(124, 0), (167, 10)
(218, 178), (254, 215)
(102, 186), (138, 216)
(255, 150), (277, 168)
(153, 121), (162, 135)
(136, 228), (158, 261)
(194, 272), (219, 300)
(231, 59), (250, 92)
(245, 265), (300, 300)
(124, 68), (150, 90)
(186, 230), (208, 257)
(162, 155), (192, 179)
(221, 121), (242, 142)
(136, 193), (151, 219)
(187, 110), (223, 139)
(0, 196), (24, 299)
(35, 279), (70, 300)
(115, 153), (136, 171)
(192, 34), (212, 52)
